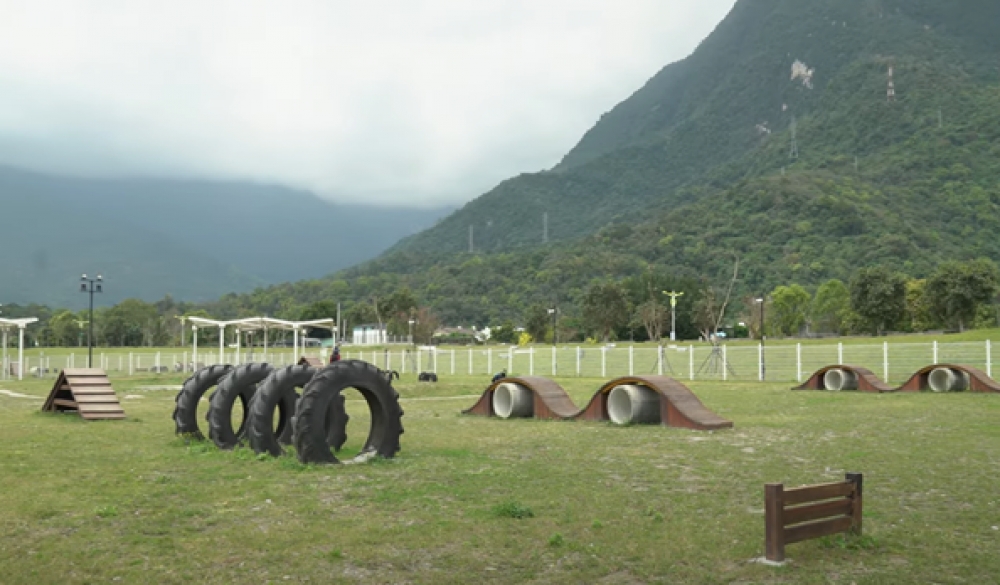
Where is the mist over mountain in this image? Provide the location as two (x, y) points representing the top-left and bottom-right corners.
(0, 165), (451, 307)
(209, 0), (1000, 326)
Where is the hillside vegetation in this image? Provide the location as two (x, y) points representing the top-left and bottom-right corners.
(197, 0), (1000, 329)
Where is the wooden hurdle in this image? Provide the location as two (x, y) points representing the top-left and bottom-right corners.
(765, 473), (863, 563)
(41, 369), (125, 420)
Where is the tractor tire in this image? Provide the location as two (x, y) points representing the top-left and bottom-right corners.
(293, 359), (403, 464)
(246, 365), (313, 456)
(207, 362), (274, 450)
(173, 364), (233, 439)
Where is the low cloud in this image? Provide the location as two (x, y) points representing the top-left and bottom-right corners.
(0, 0), (736, 206)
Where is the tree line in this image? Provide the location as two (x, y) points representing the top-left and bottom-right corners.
(2, 258), (997, 348)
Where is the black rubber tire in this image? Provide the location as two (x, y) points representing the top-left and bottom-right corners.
(246, 365), (314, 456)
(418, 372), (428, 382)
(173, 364), (233, 439)
(207, 362), (274, 450)
(430, 373), (438, 383)
(293, 359), (403, 464)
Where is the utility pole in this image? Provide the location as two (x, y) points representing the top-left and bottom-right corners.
(662, 291), (684, 342)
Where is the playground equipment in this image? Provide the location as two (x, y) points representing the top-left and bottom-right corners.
(796, 364), (1000, 393)
(173, 361), (403, 465)
(765, 473), (863, 563)
(464, 375), (733, 431)
(41, 369), (124, 420)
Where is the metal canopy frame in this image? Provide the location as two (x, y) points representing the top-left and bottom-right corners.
(187, 317), (336, 364)
(0, 317), (39, 381)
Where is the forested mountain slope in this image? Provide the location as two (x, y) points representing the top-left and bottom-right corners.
(200, 0), (1000, 326)
(0, 166), (450, 306)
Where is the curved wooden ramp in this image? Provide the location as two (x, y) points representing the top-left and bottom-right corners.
(578, 376), (733, 431)
(462, 376), (579, 420)
(895, 363), (1000, 393)
(793, 365), (893, 393)
(463, 375), (732, 430)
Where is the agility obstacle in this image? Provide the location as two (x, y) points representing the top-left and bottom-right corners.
(463, 375), (732, 431)
(41, 369), (125, 420)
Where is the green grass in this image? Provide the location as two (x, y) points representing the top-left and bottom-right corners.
(1, 374), (998, 583)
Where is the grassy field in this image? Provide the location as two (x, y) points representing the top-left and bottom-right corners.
(1, 372), (998, 584)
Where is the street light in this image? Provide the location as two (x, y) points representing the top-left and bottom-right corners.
(756, 297), (766, 381)
(408, 318), (416, 345)
(547, 308), (557, 345)
(80, 273), (103, 368)
(662, 291), (684, 342)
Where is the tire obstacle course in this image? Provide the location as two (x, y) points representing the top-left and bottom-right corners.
(463, 375), (733, 431)
(795, 363), (1000, 393)
(173, 360), (402, 464)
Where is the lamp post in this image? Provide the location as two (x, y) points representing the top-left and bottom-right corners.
(756, 297), (766, 381)
(408, 319), (416, 345)
(547, 308), (557, 345)
(79, 273), (103, 368)
(662, 291), (684, 342)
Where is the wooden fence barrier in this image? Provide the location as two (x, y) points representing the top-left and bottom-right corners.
(765, 473), (863, 563)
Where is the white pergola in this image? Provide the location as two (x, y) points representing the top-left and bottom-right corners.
(187, 316), (337, 365)
(0, 317), (39, 381)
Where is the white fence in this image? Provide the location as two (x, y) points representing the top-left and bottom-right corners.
(4, 340), (996, 384)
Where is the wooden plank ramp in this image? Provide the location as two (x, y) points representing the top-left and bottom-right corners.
(41, 369), (125, 420)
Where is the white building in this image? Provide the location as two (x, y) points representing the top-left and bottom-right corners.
(352, 324), (386, 346)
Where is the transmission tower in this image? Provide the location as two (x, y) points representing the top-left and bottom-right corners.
(789, 115), (799, 160)
(887, 64), (896, 102)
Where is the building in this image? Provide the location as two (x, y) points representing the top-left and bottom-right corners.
(352, 324), (387, 346)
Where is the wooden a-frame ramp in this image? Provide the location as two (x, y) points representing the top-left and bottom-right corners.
(42, 369), (125, 420)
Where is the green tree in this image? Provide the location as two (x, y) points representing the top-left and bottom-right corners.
(904, 279), (937, 332)
(491, 320), (516, 344)
(924, 259), (1000, 331)
(583, 282), (630, 342)
(812, 279), (851, 335)
(770, 284), (811, 337)
(850, 267), (908, 335)
(524, 305), (551, 343)
(635, 299), (667, 342)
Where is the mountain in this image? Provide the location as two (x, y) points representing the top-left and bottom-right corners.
(0, 166), (451, 307)
(203, 0), (1000, 329)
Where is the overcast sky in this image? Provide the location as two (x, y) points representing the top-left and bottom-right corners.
(0, 1), (737, 207)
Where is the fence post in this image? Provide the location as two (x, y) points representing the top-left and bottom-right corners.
(601, 347), (606, 378)
(758, 343), (764, 382)
(933, 340), (938, 364)
(723, 345), (728, 381)
(838, 342), (843, 365)
(119, 355), (123, 372)
(469, 348), (473, 375)
(552, 346), (557, 376)
(576, 347), (581, 377)
(796, 343), (802, 383)
(846, 472), (864, 535)
(689, 345), (694, 381)
(657, 345), (663, 375)
(529, 347), (534, 376)
(987, 340), (992, 378)
(764, 483), (786, 563)
(629, 345), (634, 376)
(883, 342), (889, 382)
(129, 353), (133, 376)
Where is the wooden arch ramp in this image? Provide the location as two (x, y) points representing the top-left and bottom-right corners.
(41, 369), (125, 420)
(793, 365), (894, 393)
(462, 375), (733, 431)
(895, 363), (1000, 393)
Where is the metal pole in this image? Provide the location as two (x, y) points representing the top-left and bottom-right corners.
(760, 300), (766, 381)
(88, 285), (94, 368)
(18, 326), (25, 381)
(219, 325), (225, 364)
